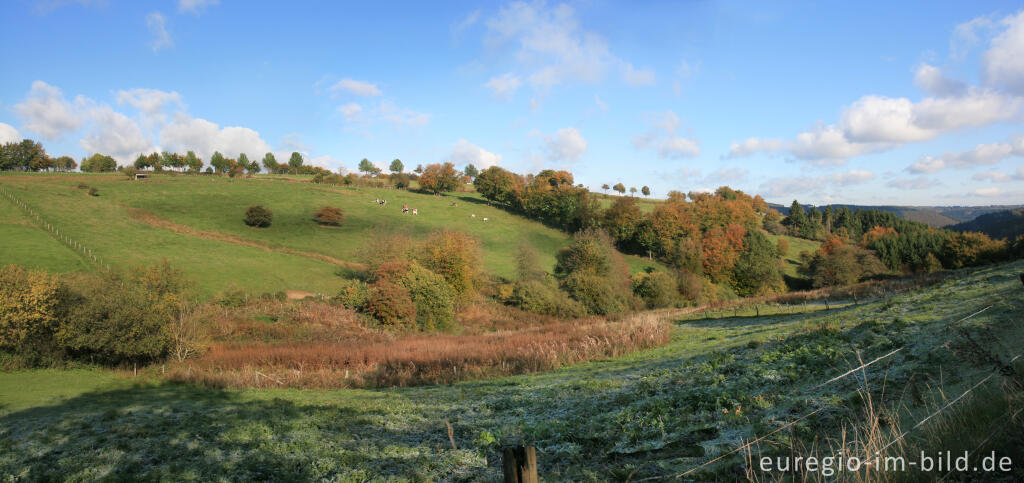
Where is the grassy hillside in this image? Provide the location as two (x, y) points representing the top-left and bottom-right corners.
(0, 173), (663, 295)
(765, 233), (819, 278)
(3, 259), (1020, 480)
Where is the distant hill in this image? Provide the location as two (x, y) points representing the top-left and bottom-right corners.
(950, 208), (1024, 240)
(767, 203), (1024, 227)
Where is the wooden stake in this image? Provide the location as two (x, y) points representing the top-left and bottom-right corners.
(502, 446), (538, 483)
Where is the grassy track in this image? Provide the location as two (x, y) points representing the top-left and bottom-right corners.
(2, 259), (1021, 480)
(0, 173), (664, 295)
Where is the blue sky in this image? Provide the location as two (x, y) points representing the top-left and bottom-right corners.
(1, 0), (1023, 206)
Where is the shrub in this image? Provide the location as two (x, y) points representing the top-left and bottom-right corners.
(244, 205), (273, 227)
(555, 228), (617, 277)
(335, 279), (370, 310)
(59, 263), (189, 365)
(0, 265), (70, 356)
(676, 269), (702, 302)
(805, 244), (888, 287)
(366, 282), (416, 328)
(398, 262), (456, 330)
(392, 173), (411, 189)
(632, 271), (678, 309)
(373, 261), (411, 284)
(87, 187), (99, 197)
(123, 167), (138, 179)
(313, 206), (345, 226)
(510, 279), (587, 318)
(414, 231), (481, 301)
(218, 287), (249, 308)
(563, 271), (625, 315)
(776, 237), (790, 256)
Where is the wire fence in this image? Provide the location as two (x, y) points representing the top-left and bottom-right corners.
(632, 302), (1010, 481)
(0, 186), (111, 271)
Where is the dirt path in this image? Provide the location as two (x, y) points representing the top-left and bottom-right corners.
(126, 207), (366, 271)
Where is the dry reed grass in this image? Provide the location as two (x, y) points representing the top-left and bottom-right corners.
(167, 312), (671, 389)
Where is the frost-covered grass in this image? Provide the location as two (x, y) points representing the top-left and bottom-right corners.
(2, 260), (1022, 481)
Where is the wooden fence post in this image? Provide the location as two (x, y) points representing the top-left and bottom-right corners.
(502, 446), (537, 483)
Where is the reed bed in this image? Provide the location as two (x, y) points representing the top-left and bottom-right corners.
(168, 312), (671, 389)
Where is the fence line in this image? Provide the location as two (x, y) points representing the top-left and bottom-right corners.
(631, 303), (1005, 481)
(874, 350), (1023, 457)
(0, 186), (111, 271)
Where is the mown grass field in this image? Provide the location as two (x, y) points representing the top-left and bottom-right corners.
(0, 172), (664, 296)
(2, 259), (1021, 480)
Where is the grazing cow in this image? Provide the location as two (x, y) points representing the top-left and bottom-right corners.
(402, 204), (409, 213)
(471, 213), (476, 218)
(412, 208), (418, 215)
(483, 217), (488, 221)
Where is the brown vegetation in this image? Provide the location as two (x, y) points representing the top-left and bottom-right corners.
(167, 312), (671, 389)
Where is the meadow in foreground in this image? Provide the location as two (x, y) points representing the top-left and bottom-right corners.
(2, 259), (1021, 481)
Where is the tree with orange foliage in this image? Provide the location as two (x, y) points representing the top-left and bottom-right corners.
(702, 224), (745, 283)
(418, 162), (461, 194)
(860, 225), (897, 247)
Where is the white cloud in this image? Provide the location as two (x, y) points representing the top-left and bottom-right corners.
(14, 80), (83, 140)
(705, 167), (748, 183)
(972, 171), (1012, 182)
(728, 13), (1024, 166)
(374, 100), (431, 127)
(449, 139), (502, 168)
(790, 124), (885, 164)
(308, 154), (341, 171)
(0, 123), (22, 144)
(337, 103), (362, 122)
(906, 156), (948, 174)
(622, 63), (656, 86)
(330, 78), (382, 97)
(952, 15), (996, 60)
(594, 95), (608, 111)
(146, 12), (173, 52)
(983, 11), (1024, 94)
(913, 64), (967, 97)
(483, 1), (653, 92)
(729, 88), (1021, 164)
(972, 166), (1024, 182)
(673, 59), (699, 97)
(969, 187), (1008, 197)
(907, 136), (1024, 173)
(161, 115), (273, 161)
(726, 138), (785, 158)
(116, 88), (183, 126)
(78, 103), (156, 163)
(658, 137), (700, 159)
(757, 170), (877, 199)
(451, 9), (481, 37)
(827, 169), (876, 186)
(885, 177), (940, 190)
(178, 0), (218, 14)
(544, 127), (587, 162)
(484, 73), (522, 100)
(633, 110), (700, 158)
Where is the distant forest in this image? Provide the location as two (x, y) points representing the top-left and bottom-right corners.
(951, 208), (1024, 240)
